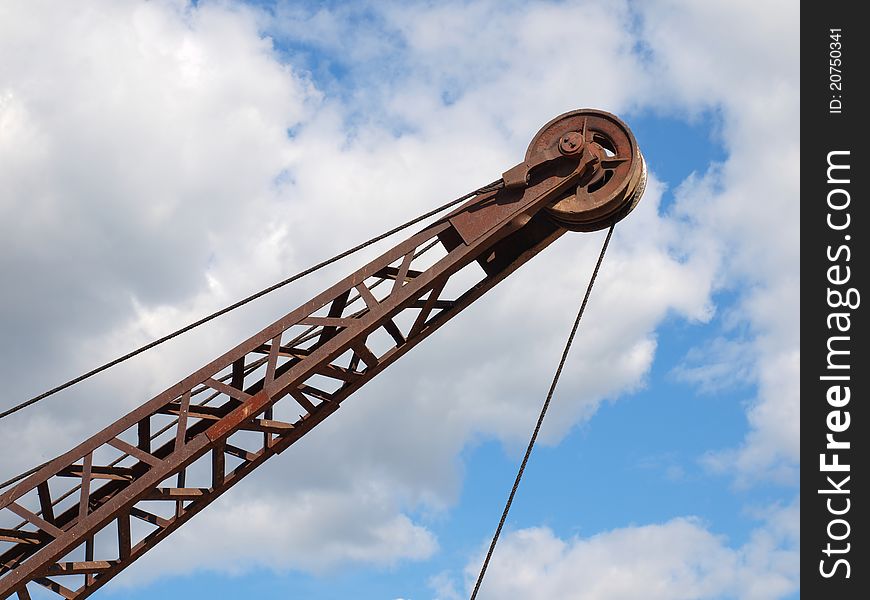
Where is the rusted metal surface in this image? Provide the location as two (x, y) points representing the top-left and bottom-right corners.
(534, 109), (646, 231)
(0, 109), (645, 599)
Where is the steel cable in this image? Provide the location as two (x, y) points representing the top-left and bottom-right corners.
(0, 180), (502, 423)
(469, 222), (615, 600)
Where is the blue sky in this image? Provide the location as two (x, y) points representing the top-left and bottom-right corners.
(0, 1), (798, 598)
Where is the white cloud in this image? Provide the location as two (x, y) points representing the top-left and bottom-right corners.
(459, 498), (799, 600)
(672, 337), (756, 394)
(0, 0), (313, 476)
(116, 483), (437, 586)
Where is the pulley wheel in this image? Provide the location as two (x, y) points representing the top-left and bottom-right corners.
(527, 109), (647, 231)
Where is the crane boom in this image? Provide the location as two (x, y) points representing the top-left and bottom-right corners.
(0, 109), (645, 599)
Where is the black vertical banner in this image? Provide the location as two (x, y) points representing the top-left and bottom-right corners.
(802, 3), (868, 597)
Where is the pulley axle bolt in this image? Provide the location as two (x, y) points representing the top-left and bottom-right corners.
(559, 131), (584, 155)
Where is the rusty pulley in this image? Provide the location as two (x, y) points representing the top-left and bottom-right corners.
(521, 109), (647, 231)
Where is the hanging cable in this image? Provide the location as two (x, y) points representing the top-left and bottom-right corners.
(469, 222), (615, 600)
(0, 180), (502, 423)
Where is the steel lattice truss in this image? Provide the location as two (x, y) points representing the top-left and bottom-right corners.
(0, 109), (645, 599)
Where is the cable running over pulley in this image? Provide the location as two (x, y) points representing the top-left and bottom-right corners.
(469, 222), (616, 600)
(0, 180), (503, 423)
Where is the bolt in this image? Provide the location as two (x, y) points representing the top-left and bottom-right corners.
(559, 131), (584, 155)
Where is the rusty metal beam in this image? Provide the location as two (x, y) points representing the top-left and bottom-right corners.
(0, 109), (646, 599)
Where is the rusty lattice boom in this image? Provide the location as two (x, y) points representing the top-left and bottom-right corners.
(0, 109), (645, 599)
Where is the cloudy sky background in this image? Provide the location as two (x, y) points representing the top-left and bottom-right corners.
(0, 1), (798, 598)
